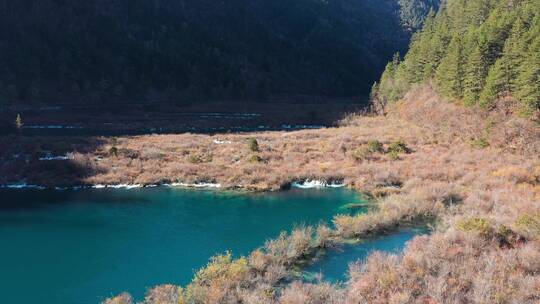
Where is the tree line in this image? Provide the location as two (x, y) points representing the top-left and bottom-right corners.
(398, 0), (440, 31)
(373, 0), (540, 116)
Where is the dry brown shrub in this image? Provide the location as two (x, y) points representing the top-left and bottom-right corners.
(280, 281), (344, 304)
(263, 263), (288, 285)
(186, 252), (250, 304)
(492, 166), (537, 184)
(315, 223), (333, 248)
(143, 284), (184, 304)
(140, 147), (165, 160)
(518, 242), (540, 274)
(388, 84), (540, 155)
(237, 283), (275, 304)
(102, 292), (133, 304)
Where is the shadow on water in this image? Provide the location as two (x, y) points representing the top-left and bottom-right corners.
(0, 134), (109, 188)
(1, 101), (369, 137)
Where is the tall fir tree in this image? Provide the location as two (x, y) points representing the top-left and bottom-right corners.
(499, 16), (527, 92)
(378, 53), (406, 105)
(422, 15), (449, 80)
(463, 37), (490, 105)
(15, 114), (23, 131)
(515, 33), (540, 115)
(436, 34), (465, 99)
(402, 10), (439, 84)
(479, 16), (527, 107)
(479, 60), (506, 108)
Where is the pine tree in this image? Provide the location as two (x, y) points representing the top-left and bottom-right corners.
(463, 37), (489, 105)
(515, 36), (540, 115)
(377, 63), (395, 104)
(403, 35), (427, 84)
(398, 0), (440, 31)
(402, 10), (439, 84)
(370, 82), (380, 102)
(15, 114), (23, 130)
(423, 22), (448, 79)
(377, 53), (406, 105)
(503, 16), (528, 92)
(483, 7), (519, 65)
(479, 60), (506, 108)
(436, 34), (465, 98)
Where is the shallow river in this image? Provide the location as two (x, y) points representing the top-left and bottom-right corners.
(0, 187), (420, 303)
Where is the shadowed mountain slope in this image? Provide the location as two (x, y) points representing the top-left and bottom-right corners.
(0, 0), (417, 105)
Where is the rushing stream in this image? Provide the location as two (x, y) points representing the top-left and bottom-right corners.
(0, 187), (420, 304)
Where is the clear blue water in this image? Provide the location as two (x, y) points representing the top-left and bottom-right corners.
(304, 228), (427, 283)
(0, 187), (362, 304)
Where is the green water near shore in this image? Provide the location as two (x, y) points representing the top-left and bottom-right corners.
(0, 187), (361, 304)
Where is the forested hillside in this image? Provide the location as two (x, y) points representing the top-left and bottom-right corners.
(373, 0), (540, 116)
(398, 0), (440, 30)
(0, 0), (415, 105)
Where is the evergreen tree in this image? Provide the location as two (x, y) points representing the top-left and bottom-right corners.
(515, 35), (540, 115)
(402, 35), (427, 84)
(370, 82), (380, 102)
(398, 0), (440, 31)
(463, 38), (489, 105)
(401, 9), (441, 83)
(15, 114), (23, 130)
(422, 29), (447, 80)
(479, 60), (506, 108)
(436, 34), (464, 98)
(378, 54), (404, 105)
(478, 16), (527, 107)
(499, 17), (527, 92)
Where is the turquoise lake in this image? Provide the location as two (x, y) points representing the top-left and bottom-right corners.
(0, 187), (423, 304)
(0, 187), (362, 304)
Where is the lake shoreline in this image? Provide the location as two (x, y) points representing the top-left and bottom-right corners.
(0, 178), (346, 192)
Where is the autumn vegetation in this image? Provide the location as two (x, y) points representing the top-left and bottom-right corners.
(0, 81), (537, 303)
(1, 1), (538, 303)
(92, 82), (539, 303)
